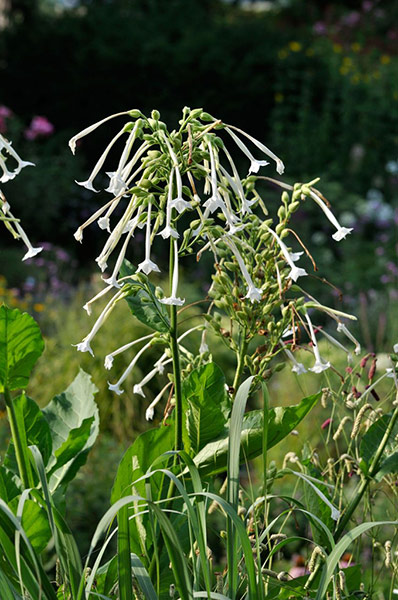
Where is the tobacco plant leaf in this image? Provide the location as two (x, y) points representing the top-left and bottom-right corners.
(193, 391), (321, 477)
(21, 499), (52, 554)
(42, 369), (99, 492)
(183, 362), (229, 454)
(0, 306), (44, 392)
(120, 259), (170, 333)
(359, 413), (398, 476)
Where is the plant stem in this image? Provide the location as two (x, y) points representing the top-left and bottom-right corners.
(4, 388), (31, 489)
(169, 240), (183, 451)
(334, 404), (398, 540)
(232, 328), (248, 398)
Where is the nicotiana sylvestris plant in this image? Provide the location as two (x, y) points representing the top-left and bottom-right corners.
(69, 107), (359, 441)
(0, 133), (42, 259)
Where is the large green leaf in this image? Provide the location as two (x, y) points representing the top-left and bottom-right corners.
(4, 394), (52, 477)
(183, 363), (229, 454)
(120, 259), (170, 333)
(0, 466), (20, 503)
(21, 499), (52, 554)
(375, 452), (398, 482)
(42, 370), (99, 492)
(193, 391), (320, 476)
(0, 306), (44, 392)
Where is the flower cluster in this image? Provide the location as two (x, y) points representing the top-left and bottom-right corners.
(70, 107), (358, 418)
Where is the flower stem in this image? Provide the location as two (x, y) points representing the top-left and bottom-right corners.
(4, 388), (32, 489)
(334, 403), (398, 540)
(169, 239), (183, 451)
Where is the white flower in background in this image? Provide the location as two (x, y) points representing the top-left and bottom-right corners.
(159, 168), (179, 240)
(336, 322), (361, 356)
(305, 312), (331, 373)
(75, 127), (126, 192)
(226, 125), (285, 175)
(137, 202), (161, 275)
(282, 344), (307, 375)
(266, 226), (308, 282)
(0, 134), (35, 179)
(159, 240), (185, 306)
(68, 110), (134, 154)
(306, 188), (353, 241)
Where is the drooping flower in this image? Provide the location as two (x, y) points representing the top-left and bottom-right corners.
(307, 188), (353, 241)
(145, 381), (173, 421)
(226, 125), (285, 175)
(282, 344), (307, 375)
(107, 338), (154, 395)
(104, 333), (155, 370)
(133, 358), (173, 397)
(137, 202), (161, 275)
(0, 134), (35, 178)
(305, 312), (331, 373)
(336, 322), (361, 355)
(68, 110), (135, 154)
(159, 168), (179, 240)
(159, 239), (185, 306)
(266, 226), (308, 282)
(75, 289), (124, 356)
(224, 238), (262, 303)
(225, 127), (270, 175)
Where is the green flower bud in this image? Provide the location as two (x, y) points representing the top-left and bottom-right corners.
(128, 109), (143, 118)
(200, 112), (215, 122)
(155, 286), (165, 299)
(151, 109), (160, 120)
(274, 362), (286, 372)
(277, 205), (286, 221)
(282, 191), (290, 205)
(275, 223), (285, 236)
(147, 150), (162, 159)
(288, 200), (300, 213)
(190, 108), (203, 118)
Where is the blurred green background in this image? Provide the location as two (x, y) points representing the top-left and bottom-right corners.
(0, 0), (397, 559)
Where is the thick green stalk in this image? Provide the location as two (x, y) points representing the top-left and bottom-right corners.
(334, 404), (398, 540)
(117, 506), (133, 600)
(4, 389), (32, 489)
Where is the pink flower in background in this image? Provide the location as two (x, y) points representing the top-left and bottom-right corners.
(321, 418), (332, 430)
(0, 105), (13, 118)
(25, 116), (54, 140)
(0, 117), (6, 134)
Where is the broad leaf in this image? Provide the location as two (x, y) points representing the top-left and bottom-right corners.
(21, 499), (52, 554)
(42, 369), (99, 491)
(0, 466), (20, 503)
(183, 363), (229, 454)
(4, 394), (52, 477)
(194, 391), (320, 476)
(120, 259), (170, 332)
(0, 306), (44, 392)
(375, 452), (398, 482)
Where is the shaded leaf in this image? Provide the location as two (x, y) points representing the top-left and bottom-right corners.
(21, 499), (52, 554)
(0, 306), (44, 392)
(0, 466), (20, 503)
(194, 391), (320, 476)
(375, 452), (398, 482)
(183, 363), (229, 454)
(120, 260), (170, 332)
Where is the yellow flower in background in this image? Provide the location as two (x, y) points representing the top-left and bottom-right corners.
(342, 57), (352, 67)
(380, 55), (391, 65)
(333, 43), (343, 54)
(33, 303), (45, 312)
(351, 43), (361, 53)
(289, 41), (302, 52)
(351, 74), (360, 84)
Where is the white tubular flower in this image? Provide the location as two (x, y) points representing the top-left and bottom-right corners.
(122, 141), (149, 182)
(266, 226), (308, 282)
(159, 168), (179, 240)
(106, 121), (139, 193)
(162, 135), (191, 214)
(336, 322), (361, 355)
(0, 135), (35, 176)
(145, 381), (173, 421)
(137, 202), (161, 275)
(203, 141), (226, 214)
(225, 238), (262, 303)
(305, 312), (331, 374)
(133, 358), (173, 397)
(159, 239), (185, 306)
(75, 289), (124, 357)
(12, 218), (43, 261)
(75, 126), (126, 192)
(68, 110), (132, 154)
(282, 344), (307, 375)
(221, 148), (257, 214)
(103, 226), (135, 288)
(0, 155), (17, 183)
(290, 251), (304, 262)
(104, 333), (155, 370)
(107, 339), (153, 395)
(73, 195), (120, 243)
(225, 127), (269, 175)
(225, 124), (285, 175)
(95, 195), (138, 271)
(307, 188), (353, 241)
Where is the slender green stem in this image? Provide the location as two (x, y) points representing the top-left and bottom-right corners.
(168, 240), (183, 452)
(4, 389), (31, 489)
(232, 328), (248, 398)
(334, 404), (398, 540)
